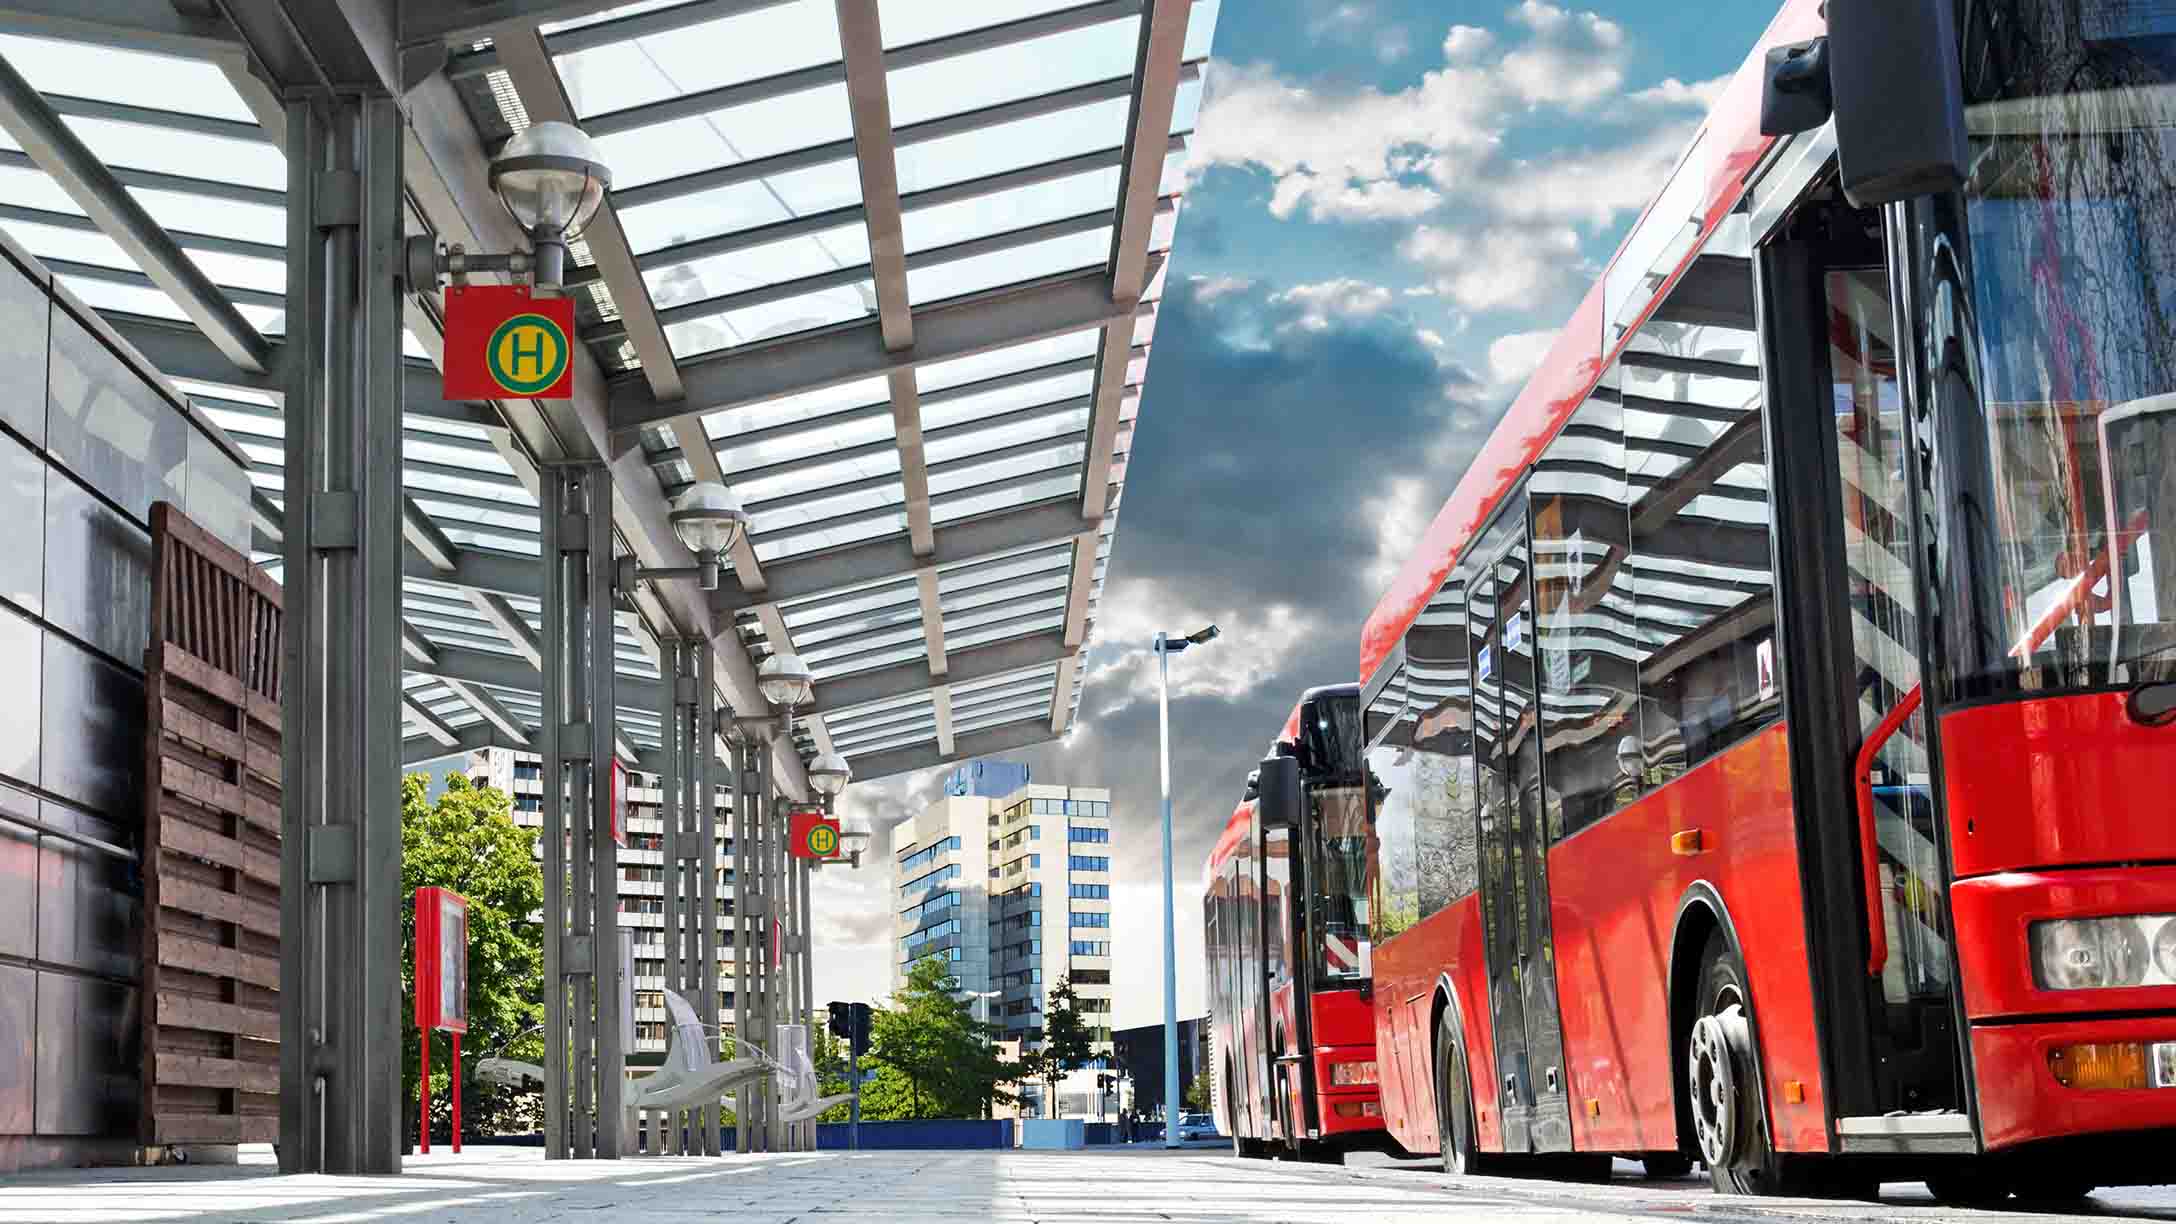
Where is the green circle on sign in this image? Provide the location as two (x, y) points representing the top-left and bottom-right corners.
(808, 823), (838, 857)
(486, 313), (570, 396)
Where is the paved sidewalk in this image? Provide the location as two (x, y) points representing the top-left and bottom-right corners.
(0, 1145), (2171, 1222)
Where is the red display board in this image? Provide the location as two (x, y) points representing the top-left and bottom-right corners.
(415, 887), (470, 1033)
(609, 756), (627, 847)
(442, 284), (575, 400)
(789, 807), (842, 860)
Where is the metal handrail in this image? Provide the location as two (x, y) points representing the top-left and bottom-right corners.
(1854, 683), (1923, 977)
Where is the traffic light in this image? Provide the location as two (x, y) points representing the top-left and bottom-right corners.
(828, 1000), (850, 1040)
(849, 1002), (872, 1057)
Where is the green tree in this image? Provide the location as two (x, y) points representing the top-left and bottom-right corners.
(1185, 1064), (1212, 1113)
(401, 772), (545, 1142)
(1033, 976), (1095, 1118)
(863, 958), (1023, 1119)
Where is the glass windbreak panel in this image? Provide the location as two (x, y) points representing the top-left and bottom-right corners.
(944, 570), (1070, 616)
(922, 371), (1094, 432)
(928, 442), (1085, 498)
(593, 84), (853, 190)
(754, 516), (902, 561)
(718, 410), (895, 471)
(734, 451), (899, 504)
(1532, 383), (1640, 840)
(908, 227), (1110, 305)
(895, 97), (1133, 195)
(748, 481), (902, 536)
(665, 278), (875, 357)
(0, 34), (256, 121)
(879, 0), (1082, 45)
(555, 0), (842, 118)
(11, 119), (284, 192)
(1957, 2), (2176, 691)
(622, 162), (865, 254)
(887, 18), (1141, 129)
(919, 331), (1102, 393)
(902, 167), (1122, 254)
(1623, 223), (1775, 782)
(645, 224), (871, 308)
(931, 473), (1078, 524)
(780, 581), (918, 629)
(709, 376), (888, 442)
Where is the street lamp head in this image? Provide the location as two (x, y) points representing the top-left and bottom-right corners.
(669, 480), (747, 556)
(489, 121), (611, 241)
(808, 750), (851, 798)
(758, 653), (814, 708)
(1185, 624), (1220, 646)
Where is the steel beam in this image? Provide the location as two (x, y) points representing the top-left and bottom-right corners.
(402, 0), (628, 46)
(931, 684), (955, 755)
(466, 591), (543, 667)
(404, 695), (462, 747)
(1050, 654), (1081, 734)
(100, 313), (483, 425)
(915, 566), (946, 676)
(847, 717), (1062, 782)
(0, 50), (270, 373)
(1060, 529), (1100, 648)
(715, 495), (1101, 613)
(401, 721), (519, 767)
(0, 0), (240, 56)
(401, 622), (439, 665)
(815, 629), (1073, 714)
(413, 641), (666, 711)
(403, 496), (461, 573)
(442, 678), (532, 745)
(614, 263), (1154, 429)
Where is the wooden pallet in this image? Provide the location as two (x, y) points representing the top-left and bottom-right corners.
(139, 503), (284, 1147)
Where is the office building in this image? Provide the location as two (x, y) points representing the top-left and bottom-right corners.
(465, 747), (734, 1056)
(890, 762), (1116, 1111)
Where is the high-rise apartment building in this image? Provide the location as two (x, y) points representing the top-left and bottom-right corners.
(889, 762), (1115, 1086)
(465, 747), (734, 1056)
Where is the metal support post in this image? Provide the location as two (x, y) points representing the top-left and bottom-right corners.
(797, 849), (813, 1149)
(277, 92), (406, 1177)
(1157, 634), (1181, 1149)
(729, 732), (752, 1153)
(757, 742), (781, 1153)
(694, 646), (719, 1155)
(543, 464), (623, 1159)
(659, 638), (686, 1154)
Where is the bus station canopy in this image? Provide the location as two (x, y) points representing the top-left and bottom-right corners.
(0, 0), (1215, 788)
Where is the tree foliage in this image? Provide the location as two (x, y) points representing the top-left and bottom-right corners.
(1185, 1064), (1213, 1113)
(862, 957), (1022, 1119)
(1033, 976), (1095, 1118)
(401, 772), (545, 1141)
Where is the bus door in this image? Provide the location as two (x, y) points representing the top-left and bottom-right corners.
(1760, 185), (1967, 1132)
(1258, 797), (1301, 1141)
(1471, 498), (1577, 1154)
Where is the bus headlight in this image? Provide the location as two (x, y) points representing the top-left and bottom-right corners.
(2032, 916), (2170, 990)
(1330, 1060), (1378, 1086)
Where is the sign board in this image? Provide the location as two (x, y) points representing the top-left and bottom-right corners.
(609, 756), (627, 847)
(415, 887), (470, 1034)
(789, 807), (843, 860)
(442, 284), (575, 400)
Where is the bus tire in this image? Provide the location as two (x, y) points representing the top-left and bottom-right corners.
(1687, 932), (1795, 1196)
(1434, 1010), (1492, 1176)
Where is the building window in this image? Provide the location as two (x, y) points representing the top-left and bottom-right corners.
(1069, 855), (1109, 872)
(1068, 826), (1108, 844)
(1070, 911), (1109, 928)
(1069, 883), (1109, 899)
(1070, 941), (1109, 956)
(897, 836), (962, 874)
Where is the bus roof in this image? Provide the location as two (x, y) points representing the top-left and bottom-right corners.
(1357, 0), (1824, 690)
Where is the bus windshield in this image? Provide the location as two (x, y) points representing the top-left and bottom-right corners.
(1310, 783), (1371, 985)
(1954, 0), (2176, 695)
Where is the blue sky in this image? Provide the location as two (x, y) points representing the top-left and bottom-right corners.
(822, 1), (1782, 1023)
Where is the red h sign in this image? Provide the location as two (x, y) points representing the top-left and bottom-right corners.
(442, 284), (575, 400)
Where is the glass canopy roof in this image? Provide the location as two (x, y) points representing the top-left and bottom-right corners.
(0, 0), (1212, 782)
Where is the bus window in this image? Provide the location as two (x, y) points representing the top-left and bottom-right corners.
(1953, 1), (2176, 694)
(1409, 569), (1479, 916)
(1623, 214), (1779, 781)
(1364, 673), (1420, 943)
(1533, 375), (1639, 840)
(1312, 784), (1370, 983)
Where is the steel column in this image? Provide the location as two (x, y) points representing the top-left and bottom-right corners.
(542, 463), (624, 1159)
(729, 732), (752, 1153)
(659, 637), (686, 1153)
(694, 644), (720, 1155)
(276, 92), (406, 1177)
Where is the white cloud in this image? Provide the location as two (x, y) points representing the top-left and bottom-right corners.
(1267, 171), (1440, 221)
(1084, 581), (1322, 717)
(1187, 272), (1256, 302)
(1476, 118), (1706, 228)
(1400, 223), (1586, 312)
(1441, 24), (1495, 62)
(1632, 72), (1733, 109)
(1488, 327), (1560, 389)
(1376, 25), (1414, 63)
(1270, 277), (1395, 330)
(1362, 477), (1432, 592)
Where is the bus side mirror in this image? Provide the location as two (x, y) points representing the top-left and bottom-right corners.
(1764, 1), (1969, 208)
(1257, 754), (1300, 830)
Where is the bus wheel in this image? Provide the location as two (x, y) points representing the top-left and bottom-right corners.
(1641, 1152), (1694, 1179)
(1687, 933), (1793, 1196)
(1434, 1011), (1491, 1176)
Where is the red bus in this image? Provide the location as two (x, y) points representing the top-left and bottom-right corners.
(1356, 0), (2176, 1203)
(1204, 685), (1387, 1161)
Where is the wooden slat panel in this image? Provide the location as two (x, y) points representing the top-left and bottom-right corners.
(157, 935), (280, 993)
(153, 1052), (279, 1095)
(155, 991), (279, 1041)
(159, 876), (279, 938)
(143, 502), (283, 1148)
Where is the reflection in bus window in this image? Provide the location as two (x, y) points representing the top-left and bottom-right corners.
(1623, 215), (1780, 779)
(1312, 786), (1371, 983)
(1533, 378), (1641, 840)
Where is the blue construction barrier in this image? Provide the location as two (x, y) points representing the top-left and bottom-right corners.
(713, 1119), (1015, 1151)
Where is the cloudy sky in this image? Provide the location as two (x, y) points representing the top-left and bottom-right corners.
(813, 0), (1779, 1025)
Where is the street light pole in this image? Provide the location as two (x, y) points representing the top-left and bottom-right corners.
(1154, 623), (1217, 1149)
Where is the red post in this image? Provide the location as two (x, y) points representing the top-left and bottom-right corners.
(451, 1032), (463, 1154)
(419, 1029), (431, 1155)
